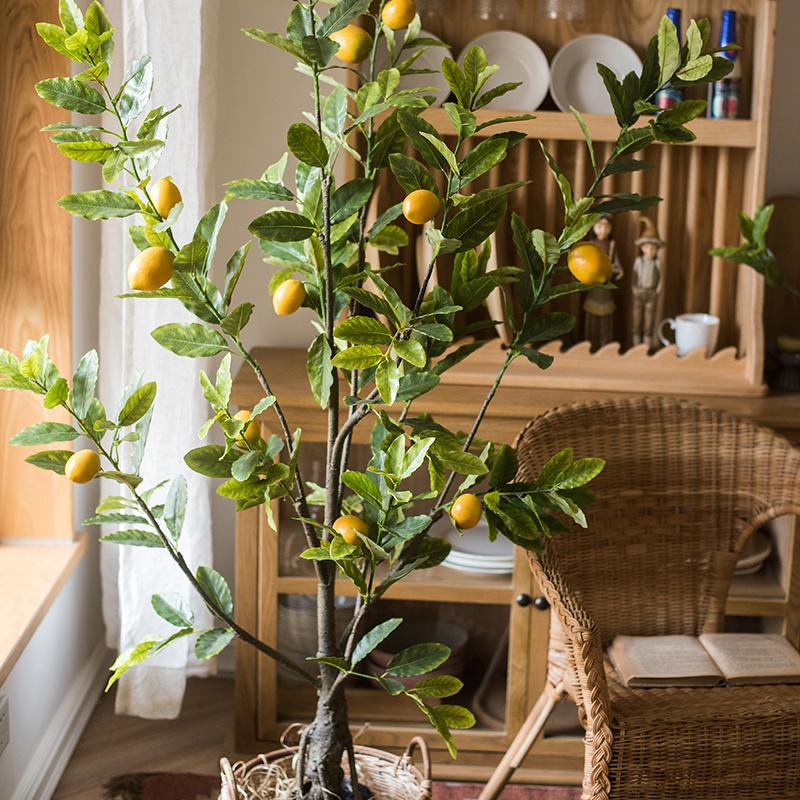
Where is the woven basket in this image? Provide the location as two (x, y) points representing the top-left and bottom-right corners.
(219, 737), (431, 800)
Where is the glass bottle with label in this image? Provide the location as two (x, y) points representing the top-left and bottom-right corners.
(710, 9), (741, 119)
(655, 8), (684, 110)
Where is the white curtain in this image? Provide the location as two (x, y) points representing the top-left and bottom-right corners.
(99, 0), (221, 719)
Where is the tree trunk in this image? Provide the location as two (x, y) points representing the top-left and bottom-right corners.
(303, 684), (350, 799)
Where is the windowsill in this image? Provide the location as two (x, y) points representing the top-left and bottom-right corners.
(0, 533), (88, 686)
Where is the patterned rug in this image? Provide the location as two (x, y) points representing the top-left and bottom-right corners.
(104, 773), (582, 799)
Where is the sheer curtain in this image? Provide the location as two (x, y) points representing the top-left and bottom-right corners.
(98, 0), (221, 719)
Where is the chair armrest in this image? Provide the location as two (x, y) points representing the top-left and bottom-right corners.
(527, 553), (612, 732)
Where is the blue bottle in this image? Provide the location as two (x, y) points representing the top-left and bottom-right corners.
(655, 8), (684, 109)
(710, 9), (740, 119)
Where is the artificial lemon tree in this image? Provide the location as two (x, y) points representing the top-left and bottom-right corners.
(3, 1), (732, 796)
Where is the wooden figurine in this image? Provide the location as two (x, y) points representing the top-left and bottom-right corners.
(584, 214), (623, 349)
(631, 217), (664, 350)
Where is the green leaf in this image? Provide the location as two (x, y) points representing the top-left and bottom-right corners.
(97, 470), (143, 488)
(287, 123), (328, 168)
(117, 381), (156, 426)
(375, 360), (401, 405)
(58, 190), (139, 220)
(35, 77), (106, 115)
(106, 638), (159, 691)
(517, 347), (554, 369)
(99, 530), (165, 548)
(334, 316), (392, 345)
(249, 210), (316, 242)
(657, 99), (708, 127)
(232, 451), (261, 482)
(11, 422), (79, 446)
(488, 444), (518, 488)
(444, 192), (507, 252)
(524, 311), (575, 343)
(458, 138), (507, 185)
(151, 592), (194, 628)
(184, 445), (235, 478)
(196, 565), (233, 615)
(84, 1), (113, 60)
(83, 511), (148, 526)
(331, 178), (373, 224)
(242, 28), (307, 62)
(321, 0), (372, 35)
(116, 55), (153, 125)
(72, 349), (99, 418)
(415, 323), (452, 342)
(59, 0), (84, 34)
(164, 475), (187, 543)
(342, 471), (383, 507)
(174, 239), (208, 273)
(436, 449), (488, 476)
(302, 34), (339, 67)
(410, 675), (463, 698)
(394, 340), (426, 369)
(223, 242), (251, 308)
(221, 303), (254, 337)
(537, 448), (573, 488)
(676, 54), (713, 82)
(389, 153), (438, 195)
(595, 64), (626, 127)
(420, 132), (459, 175)
(433, 703), (475, 729)
(151, 323), (228, 358)
(402, 437), (435, 479)
(387, 642), (450, 677)
(332, 345), (384, 370)
(559, 457), (605, 489)
(195, 628), (235, 660)
(397, 371), (439, 401)
(657, 13), (681, 86)
(532, 229), (561, 269)
(54, 134), (115, 163)
(432, 340), (486, 376)
(193, 201), (228, 274)
(43, 377), (69, 409)
(352, 618), (403, 665)
(24, 449), (73, 474)
(224, 179), (292, 202)
(307, 334), (333, 409)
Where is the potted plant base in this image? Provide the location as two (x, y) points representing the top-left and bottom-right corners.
(220, 737), (430, 800)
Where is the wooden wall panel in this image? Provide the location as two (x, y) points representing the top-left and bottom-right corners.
(0, 1), (72, 540)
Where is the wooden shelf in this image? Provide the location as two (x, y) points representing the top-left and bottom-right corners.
(422, 108), (759, 149)
(277, 563), (513, 605)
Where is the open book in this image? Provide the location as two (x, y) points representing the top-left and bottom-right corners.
(608, 633), (800, 688)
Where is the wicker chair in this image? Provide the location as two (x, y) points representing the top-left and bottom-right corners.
(480, 397), (800, 800)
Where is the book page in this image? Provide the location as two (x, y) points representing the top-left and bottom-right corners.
(699, 633), (800, 684)
(608, 635), (723, 687)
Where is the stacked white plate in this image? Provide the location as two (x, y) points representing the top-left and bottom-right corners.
(435, 520), (516, 575)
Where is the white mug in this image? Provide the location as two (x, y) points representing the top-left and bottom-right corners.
(658, 313), (720, 357)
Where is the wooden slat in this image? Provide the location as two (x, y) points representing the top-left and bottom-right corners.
(1, 0), (72, 540)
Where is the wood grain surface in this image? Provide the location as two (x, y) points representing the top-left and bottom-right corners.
(1, 0), (73, 539)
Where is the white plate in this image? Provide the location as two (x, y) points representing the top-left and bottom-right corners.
(375, 30), (453, 108)
(458, 31), (549, 112)
(446, 528), (515, 560)
(550, 34), (642, 115)
(443, 558), (514, 575)
(446, 548), (515, 566)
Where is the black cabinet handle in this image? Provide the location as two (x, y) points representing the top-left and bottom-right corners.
(516, 593), (532, 607)
(533, 596), (550, 611)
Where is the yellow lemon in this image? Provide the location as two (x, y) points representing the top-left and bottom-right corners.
(382, 0), (417, 29)
(333, 514), (369, 546)
(402, 189), (440, 225)
(273, 279), (306, 316)
(233, 410), (261, 447)
(450, 493), (483, 529)
(64, 449), (101, 484)
(128, 246), (175, 291)
(150, 178), (182, 219)
(567, 242), (613, 284)
(329, 24), (373, 64)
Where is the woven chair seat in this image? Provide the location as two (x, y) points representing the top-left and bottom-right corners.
(603, 660), (800, 799)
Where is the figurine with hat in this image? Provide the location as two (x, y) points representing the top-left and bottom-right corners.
(631, 216), (664, 349)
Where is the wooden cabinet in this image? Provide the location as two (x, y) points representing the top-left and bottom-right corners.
(231, 349), (800, 783)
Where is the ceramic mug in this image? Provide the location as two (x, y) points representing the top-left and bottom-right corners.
(658, 313), (720, 357)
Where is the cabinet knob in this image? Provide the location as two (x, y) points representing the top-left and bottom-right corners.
(516, 593), (532, 607)
(533, 596), (550, 611)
